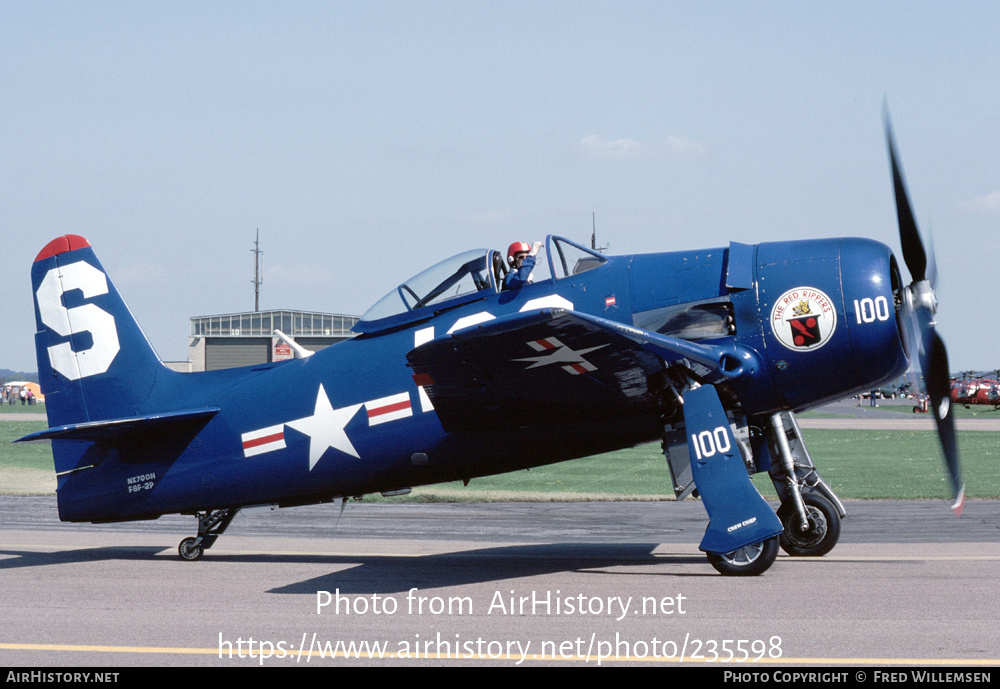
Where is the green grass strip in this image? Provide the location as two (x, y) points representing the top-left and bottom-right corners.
(3, 420), (997, 500)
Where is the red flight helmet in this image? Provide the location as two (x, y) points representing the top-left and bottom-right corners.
(507, 241), (531, 266)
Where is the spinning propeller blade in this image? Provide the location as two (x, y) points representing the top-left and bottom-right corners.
(884, 113), (964, 516)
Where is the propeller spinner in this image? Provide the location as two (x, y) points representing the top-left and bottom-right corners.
(885, 114), (964, 516)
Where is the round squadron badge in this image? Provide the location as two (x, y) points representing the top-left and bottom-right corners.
(770, 286), (837, 352)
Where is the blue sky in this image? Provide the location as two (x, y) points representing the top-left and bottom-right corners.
(2, 2), (998, 373)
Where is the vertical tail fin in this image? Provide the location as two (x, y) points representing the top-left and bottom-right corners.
(32, 235), (168, 432)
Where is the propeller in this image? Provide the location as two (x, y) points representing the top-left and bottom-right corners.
(884, 111), (964, 516)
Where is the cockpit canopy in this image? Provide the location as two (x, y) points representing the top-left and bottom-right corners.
(354, 235), (607, 334)
(359, 248), (499, 325)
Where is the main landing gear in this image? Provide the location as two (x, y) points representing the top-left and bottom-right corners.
(178, 508), (240, 561)
(662, 405), (846, 574)
(776, 492), (840, 557)
(767, 412), (845, 558)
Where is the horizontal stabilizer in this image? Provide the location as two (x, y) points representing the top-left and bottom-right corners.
(16, 407), (219, 444)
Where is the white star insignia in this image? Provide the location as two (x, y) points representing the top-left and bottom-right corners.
(285, 384), (362, 470)
(514, 344), (607, 369)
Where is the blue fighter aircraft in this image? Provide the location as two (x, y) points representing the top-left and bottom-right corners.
(18, 120), (962, 575)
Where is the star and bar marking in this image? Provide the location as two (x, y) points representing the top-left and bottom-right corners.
(513, 337), (608, 375)
(240, 385), (415, 468)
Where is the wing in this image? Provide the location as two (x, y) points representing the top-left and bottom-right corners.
(407, 308), (756, 433)
(407, 309), (668, 432)
(409, 307), (781, 556)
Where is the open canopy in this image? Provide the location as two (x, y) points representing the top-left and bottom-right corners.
(354, 236), (607, 334)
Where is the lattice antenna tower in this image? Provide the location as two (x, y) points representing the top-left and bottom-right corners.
(252, 229), (263, 312)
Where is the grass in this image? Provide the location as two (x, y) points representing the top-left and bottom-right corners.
(751, 429), (999, 500)
(0, 402), (46, 414)
(0, 419), (58, 495)
(3, 417), (997, 501)
(0, 420), (57, 471)
(800, 401), (1000, 419)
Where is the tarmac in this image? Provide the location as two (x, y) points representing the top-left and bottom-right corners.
(1, 398), (997, 666)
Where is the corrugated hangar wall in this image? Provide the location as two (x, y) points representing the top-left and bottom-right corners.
(204, 338), (271, 371)
(190, 310), (360, 371)
(202, 337), (349, 371)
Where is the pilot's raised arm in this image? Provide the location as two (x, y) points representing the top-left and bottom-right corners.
(502, 240), (543, 290)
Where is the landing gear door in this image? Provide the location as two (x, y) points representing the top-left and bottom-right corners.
(663, 426), (696, 500)
(682, 384), (783, 554)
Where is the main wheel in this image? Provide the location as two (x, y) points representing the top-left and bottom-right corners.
(178, 537), (204, 561)
(777, 492), (841, 557)
(706, 536), (779, 576)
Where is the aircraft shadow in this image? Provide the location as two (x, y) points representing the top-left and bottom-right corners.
(0, 542), (716, 586)
(0, 545), (170, 569)
(266, 542), (714, 593)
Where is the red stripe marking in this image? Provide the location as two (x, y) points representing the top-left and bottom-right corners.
(570, 363), (588, 374)
(368, 400), (411, 418)
(243, 431), (284, 449)
(536, 339), (556, 349)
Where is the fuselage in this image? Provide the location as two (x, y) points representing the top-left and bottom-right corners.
(45, 235), (909, 522)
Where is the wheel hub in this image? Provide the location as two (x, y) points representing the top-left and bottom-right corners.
(722, 541), (765, 566)
(787, 506), (827, 548)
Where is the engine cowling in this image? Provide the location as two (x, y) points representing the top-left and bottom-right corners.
(731, 237), (910, 413)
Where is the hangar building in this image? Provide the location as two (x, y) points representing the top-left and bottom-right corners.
(187, 309), (359, 371)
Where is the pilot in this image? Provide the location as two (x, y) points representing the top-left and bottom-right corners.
(503, 240), (542, 290)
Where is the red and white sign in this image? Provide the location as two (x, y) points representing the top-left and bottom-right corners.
(274, 342), (293, 360)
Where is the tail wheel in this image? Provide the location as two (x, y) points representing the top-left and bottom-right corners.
(706, 536), (779, 576)
(777, 492), (841, 557)
(178, 537), (204, 561)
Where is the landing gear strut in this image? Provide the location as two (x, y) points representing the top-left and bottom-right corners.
(767, 412), (845, 557)
(178, 508), (240, 561)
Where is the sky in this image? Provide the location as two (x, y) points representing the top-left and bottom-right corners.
(2, 1), (998, 374)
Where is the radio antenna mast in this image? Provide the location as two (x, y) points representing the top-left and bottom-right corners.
(591, 210), (608, 253)
(252, 229), (263, 312)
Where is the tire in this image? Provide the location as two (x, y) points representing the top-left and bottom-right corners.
(706, 536), (779, 576)
(777, 492), (841, 557)
(178, 537), (204, 561)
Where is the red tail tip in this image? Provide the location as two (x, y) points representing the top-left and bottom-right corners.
(35, 235), (91, 262)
